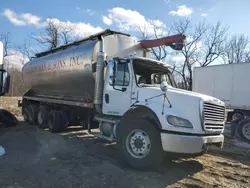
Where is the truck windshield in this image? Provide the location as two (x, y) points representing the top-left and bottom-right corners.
(132, 59), (176, 88)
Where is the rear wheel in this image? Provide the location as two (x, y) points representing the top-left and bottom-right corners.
(37, 105), (50, 128)
(48, 111), (62, 133)
(232, 112), (244, 121)
(237, 118), (250, 143)
(117, 118), (163, 169)
(23, 107), (29, 122)
(48, 110), (69, 133)
(27, 104), (38, 125)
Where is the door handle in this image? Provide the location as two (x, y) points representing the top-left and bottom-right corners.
(105, 94), (109, 103)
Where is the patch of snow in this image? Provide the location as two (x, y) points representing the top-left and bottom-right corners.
(233, 139), (250, 149)
(0, 146), (5, 157)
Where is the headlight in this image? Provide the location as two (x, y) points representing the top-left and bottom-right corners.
(167, 115), (193, 128)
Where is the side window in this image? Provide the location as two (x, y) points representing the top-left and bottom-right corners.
(115, 63), (130, 86)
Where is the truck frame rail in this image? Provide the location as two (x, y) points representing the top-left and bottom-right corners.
(23, 96), (93, 108)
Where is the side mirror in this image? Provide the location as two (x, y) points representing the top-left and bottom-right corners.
(160, 75), (168, 92)
(160, 81), (168, 92)
(0, 69), (10, 96)
(108, 60), (116, 85)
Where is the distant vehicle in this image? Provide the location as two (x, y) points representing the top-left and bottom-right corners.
(0, 41), (18, 127)
(193, 63), (250, 143)
(0, 41), (10, 96)
(19, 29), (226, 169)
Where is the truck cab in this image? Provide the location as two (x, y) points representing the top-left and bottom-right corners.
(100, 56), (225, 168)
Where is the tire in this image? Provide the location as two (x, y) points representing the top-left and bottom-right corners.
(22, 107), (29, 122)
(237, 118), (250, 143)
(117, 118), (163, 169)
(59, 110), (69, 130)
(37, 105), (50, 128)
(232, 111), (245, 121)
(0, 109), (18, 127)
(48, 110), (62, 133)
(27, 104), (38, 125)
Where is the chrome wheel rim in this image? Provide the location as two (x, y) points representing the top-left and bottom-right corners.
(126, 129), (151, 159)
(242, 123), (250, 140)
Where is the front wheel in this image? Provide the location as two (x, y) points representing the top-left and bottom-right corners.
(117, 118), (163, 169)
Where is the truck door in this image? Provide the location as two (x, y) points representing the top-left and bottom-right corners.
(102, 61), (132, 116)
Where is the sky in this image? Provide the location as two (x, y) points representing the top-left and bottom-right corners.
(0, 0), (250, 68)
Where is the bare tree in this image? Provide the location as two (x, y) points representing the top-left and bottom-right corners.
(18, 39), (36, 64)
(173, 19), (208, 90)
(33, 19), (78, 50)
(173, 20), (228, 90)
(0, 32), (11, 57)
(7, 68), (29, 96)
(33, 19), (60, 50)
(150, 21), (169, 61)
(224, 34), (250, 64)
(198, 22), (228, 67)
(60, 23), (75, 45)
(245, 51), (250, 62)
(137, 21), (170, 61)
(0, 32), (12, 70)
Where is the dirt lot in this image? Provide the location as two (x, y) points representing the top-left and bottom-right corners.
(0, 97), (250, 188)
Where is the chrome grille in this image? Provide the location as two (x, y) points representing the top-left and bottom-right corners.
(203, 102), (225, 131)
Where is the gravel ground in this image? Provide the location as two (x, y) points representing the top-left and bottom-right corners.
(0, 97), (250, 188)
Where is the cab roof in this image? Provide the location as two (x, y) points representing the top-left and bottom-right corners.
(130, 56), (171, 68)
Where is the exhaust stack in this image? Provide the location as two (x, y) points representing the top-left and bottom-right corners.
(94, 36), (106, 113)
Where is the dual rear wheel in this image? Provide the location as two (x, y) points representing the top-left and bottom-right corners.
(23, 104), (68, 133)
(48, 110), (69, 133)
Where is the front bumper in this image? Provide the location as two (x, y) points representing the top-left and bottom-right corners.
(161, 132), (224, 154)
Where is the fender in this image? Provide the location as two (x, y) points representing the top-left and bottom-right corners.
(118, 105), (162, 130)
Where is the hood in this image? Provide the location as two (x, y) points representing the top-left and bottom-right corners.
(168, 87), (225, 106)
(135, 86), (225, 107)
(134, 86), (225, 134)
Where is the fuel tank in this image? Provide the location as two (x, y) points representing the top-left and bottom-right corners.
(22, 32), (144, 103)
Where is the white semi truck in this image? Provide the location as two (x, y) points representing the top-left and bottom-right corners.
(20, 30), (226, 169)
(193, 63), (250, 143)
